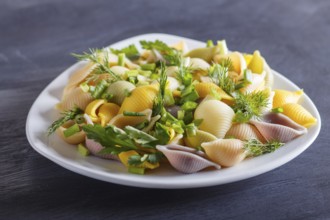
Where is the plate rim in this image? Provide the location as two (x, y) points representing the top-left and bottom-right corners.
(26, 33), (322, 189)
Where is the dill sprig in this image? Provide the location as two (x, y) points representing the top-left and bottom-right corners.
(233, 90), (269, 123)
(152, 62), (167, 116)
(72, 48), (120, 80)
(208, 58), (236, 94)
(244, 139), (284, 157)
(176, 56), (193, 86)
(47, 107), (83, 135)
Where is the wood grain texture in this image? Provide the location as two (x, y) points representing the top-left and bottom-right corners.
(1, 0), (329, 219)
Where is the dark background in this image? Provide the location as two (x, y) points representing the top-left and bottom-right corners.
(1, 0), (329, 219)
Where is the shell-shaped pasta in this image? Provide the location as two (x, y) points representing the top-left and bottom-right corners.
(243, 53), (253, 66)
(225, 123), (266, 143)
(85, 138), (119, 160)
(67, 62), (96, 88)
(57, 87), (94, 111)
(106, 81), (136, 105)
(98, 103), (120, 126)
(169, 134), (184, 145)
(214, 52), (247, 80)
(194, 82), (233, 103)
(184, 130), (217, 148)
(171, 41), (188, 53)
(202, 139), (246, 167)
(165, 66), (179, 77)
(119, 84), (158, 114)
(167, 77), (180, 91)
(85, 99), (106, 122)
(185, 46), (219, 62)
(56, 121), (85, 145)
(260, 89), (275, 114)
(273, 89), (304, 109)
(194, 99), (235, 138)
(189, 58), (211, 71)
(250, 112), (307, 142)
(109, 109), (152, 129)
(240, 71), (266, 93)
(156, 144), (221, 173)
(263, 61), (274, 88)
(110, 66), (129, 79)
(281, 103), (317, 128)
(247, 50), (264, 74)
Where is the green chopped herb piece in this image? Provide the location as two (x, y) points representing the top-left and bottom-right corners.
(206, 40), (214, 47)
(217, 40), (229, 55)
(244, 139), (284, 157)
(91, 79), (109, 98)
(110, 44), (140, 60)
(80, 82), (89, 92)
(272, 107), (284, 113)
(185, 123), (197, 137)
(123, 111), (146, 116)
(63, 123), (80, 137)
(181, 101), (198, 111)
(126, 70), (139, 77)
(74, 114), (85, 124)
(128, 166), (145, 175)
(118, 53), (125, 66)
(177, 110), (185, 120)
(141, 63), (156, 71)
(78, 143), (90, 156)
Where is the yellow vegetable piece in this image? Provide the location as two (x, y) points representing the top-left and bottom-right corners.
(118, 150), (159, 169)
(119, 84), (158, 114)
(85, 99), (106, 123)
(195, 82), (233, 102)
(98, 103), (120, 126)
(248, 50), (264, 74)
(243, 53), (253, 66)
(281, 103), (317, 128)
(273, 89), (304, 108)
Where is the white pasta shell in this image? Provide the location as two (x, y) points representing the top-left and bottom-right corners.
(156, 144), (221, 173)
(202, 139), (246, 167)
(110, 66), (129, 79)
(189, 58), (211, 71)
(250, 112), (307, 142)
(85, 138), (119, 160)
(165, 66), (179, 77)
(225, 123), (266, 143)
(167, 77), (180, 91)
(67, 62), (96, 88)
(106, 81), (136, 105)
(263, 61), (274, 88)
(194, 99), (235, 138)
(58, 86), (93, 111)
(240, 71), (266, 93)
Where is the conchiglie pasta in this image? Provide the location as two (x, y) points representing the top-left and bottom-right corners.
(119, 84), (158, 114)
(106, 80), (136, 105)
(56, 121), (85, 145)
(194, 99), (235, 138)
(98, 103), (120, 126)
(85, 99), (106, 122)
(194, 82), (233, 103)
(184, 130), (217, 149)
(214, 52), (247, 80)
(281, 103), (317, 128)
(67, 62), (96, 88)
(109, 109), (152, 129)
(225, 123), (266, 143)
(273, 89), (304, 108)
(57, 87), (93, 111)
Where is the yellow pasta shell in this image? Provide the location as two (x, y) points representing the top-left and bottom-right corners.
(273, 89), (303, 108)
(247, 50), (264, 74)
(225, 123), (266, 143)
(214, 52), (247, 78)
(281, 103), (317, 128)
(185, 46), (219, 62)
(119, 84), (158, 114)
(85, 99), (106, 121)
(195, 82), (233, 103)
(98, 103), (120, 126)
(243, 53), (253, 66)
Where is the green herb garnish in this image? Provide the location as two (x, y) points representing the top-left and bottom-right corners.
(244, 139), (284, 157)
(152, 62), (167, 116)
(110, 44), (140, 60)
(208, 59), (236, 94)
(47, 107), (83, 135)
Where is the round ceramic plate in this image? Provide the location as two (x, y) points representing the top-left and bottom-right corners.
(26, 33), (321, 189)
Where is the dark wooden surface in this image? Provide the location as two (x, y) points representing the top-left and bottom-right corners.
(1, 0), (329, 219)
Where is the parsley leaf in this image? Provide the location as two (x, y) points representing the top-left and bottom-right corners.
(110, 44), (140, 60)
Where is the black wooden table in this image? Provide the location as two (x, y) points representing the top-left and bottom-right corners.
(1, 0), (329, 219)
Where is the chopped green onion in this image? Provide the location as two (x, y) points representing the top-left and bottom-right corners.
(193, 119), (203, 127)
(181, 101), (198, 111)
(123, 111), (146, 116)
(138, 70), (152, 77)
(74, 114), (85, 124)
(206, 40), (214, 47)
(128, 76), (137, 84)
(164, 89), (175, 106)
(134, 119), (149, 130)
(186, 124), (197, 137)
(92, 80), (108, 98)
(63, 123), (80, 137)
(272, 107), (284, 113)
(118, 53), (125, 66)
(128, 167), (145, 175)
(80, 82), (89, 92)
(126, 70), (139, 77)
(177, 110), (185, 120)
(141, 63), (156, 71)
(78, 143), (90, 156)
(150, 73), (159, 80)
(217, 40), (228, 55)
(101, 92), (113, 101)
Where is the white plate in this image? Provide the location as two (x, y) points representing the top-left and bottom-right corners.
(26, 33), (321, 189)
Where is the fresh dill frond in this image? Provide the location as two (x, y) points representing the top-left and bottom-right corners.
(176, 56), (193, 86)
(208, 58), (236, 94)
(152, 62), (167, 116)
(72, 48), (120, 81)
(47, 107), (83, 135)
(233, 90), (269, 123)
(244, 139), (284, 157)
